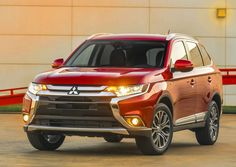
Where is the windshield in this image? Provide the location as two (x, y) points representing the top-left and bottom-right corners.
(65, 40), (167, 68)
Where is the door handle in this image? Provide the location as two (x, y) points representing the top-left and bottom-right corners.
(208, 76), (212, 83)
(190, 79), (195, 85)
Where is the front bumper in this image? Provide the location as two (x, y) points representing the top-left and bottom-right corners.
(24, 125), (129, 135)
(23, 85), (156, 137)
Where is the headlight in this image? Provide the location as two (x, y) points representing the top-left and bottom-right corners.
(28, 83), (47, 95)
(105, 84), (149, 97)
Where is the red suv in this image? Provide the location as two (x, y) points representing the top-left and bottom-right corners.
(22, 33), (223, 155)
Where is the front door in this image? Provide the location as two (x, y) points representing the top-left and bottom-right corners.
(168, 40), (197, 125)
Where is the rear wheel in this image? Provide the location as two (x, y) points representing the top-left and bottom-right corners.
(104, 135), (123, 143)
(135, 103), (173, 155)
(27, 132), (65, 150)
(195, 101), (220, 145)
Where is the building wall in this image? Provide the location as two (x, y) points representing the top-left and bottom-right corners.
(0, 0), (235, 105)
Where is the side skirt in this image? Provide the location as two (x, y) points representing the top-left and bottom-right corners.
(173, 121), (205, 132)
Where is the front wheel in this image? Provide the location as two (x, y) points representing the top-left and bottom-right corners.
(135, 103), (173, 155)
(27, 132), (65, 150)
(104, 135), (123, 143)
(195, 101), (220, 145)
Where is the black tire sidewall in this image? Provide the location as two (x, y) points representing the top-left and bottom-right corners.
(27, 132), (65, 150)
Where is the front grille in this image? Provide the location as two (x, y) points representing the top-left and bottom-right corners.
(33, 94), (123, 128)
(36, 96), (113, 117)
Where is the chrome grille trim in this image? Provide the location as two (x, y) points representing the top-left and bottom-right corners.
(47, 85), (107, 91)
(37, 90), (115, 97)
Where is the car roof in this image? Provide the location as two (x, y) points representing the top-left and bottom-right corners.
(88, 33), (197, 42)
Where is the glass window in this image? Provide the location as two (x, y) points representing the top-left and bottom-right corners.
(70, 44), (95, 66)
(186, 42), (203, 67)
(199, 45), (211, 66)
(170, 41), (188, 68)
(146, 48), (164, 67)
(65, 41), (166, 68)
(99, 44), (115, 66)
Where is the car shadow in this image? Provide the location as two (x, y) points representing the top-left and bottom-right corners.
(27, 141), (204, 156)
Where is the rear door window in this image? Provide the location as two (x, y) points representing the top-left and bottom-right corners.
(186, 42), (203, 67)
(199, 45), (211, 66)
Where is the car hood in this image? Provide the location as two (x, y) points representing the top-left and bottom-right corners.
(34, 67), (166, 86)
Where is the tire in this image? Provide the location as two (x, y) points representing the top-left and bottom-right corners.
(104, 135), (123, 143)
(27, 132), (65, 151)
(195, 101), (220, 145)
(135, 103), (173, 155)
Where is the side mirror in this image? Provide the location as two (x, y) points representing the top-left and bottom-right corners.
(52, 58), (64, 68)
(174, 59), (193, 72)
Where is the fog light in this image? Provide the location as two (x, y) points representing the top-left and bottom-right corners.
(131, 118), (139, 126)
(23, 114), (29, 122)
(125, 116), (145, 127)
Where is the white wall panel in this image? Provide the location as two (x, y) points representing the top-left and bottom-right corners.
(150, 8), (225, 37)
(0, 36), (71, 64)
(150, 0), (225, 8)
(73, 7), (149, 35)
(0, 0), (71, 6)
(198, 37), (226, 66)
(227, 0), (236, 8)
(226, 38), (236, 67)
(226, 9), (236, 36)
(0, 65), (49, 89)
(225, 95), (236, 106)
(73, 0), (149, 7)
(0, 6), (71, 35)
(0, 0), (234, 106)
(224, 85), (236, 95)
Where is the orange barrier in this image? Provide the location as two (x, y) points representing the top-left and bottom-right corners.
(220, 68), (236, 85)
(0, 87), (27, 106)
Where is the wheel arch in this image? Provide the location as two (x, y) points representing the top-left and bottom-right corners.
(157, 92), (174, 116)
(211, 92), (222, 115)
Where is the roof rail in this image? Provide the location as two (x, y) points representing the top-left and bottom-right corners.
(87, 33), (113, 40)
(166, 33), (197, 41)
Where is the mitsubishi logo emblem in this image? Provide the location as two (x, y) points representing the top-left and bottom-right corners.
(68, 86), (80, 95)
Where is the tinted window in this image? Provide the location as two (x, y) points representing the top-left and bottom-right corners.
(100, 44), (114, 65)
(199, 45), (211, 65)
(146, 48), (165, 67)
(186, 42), (203, 67)
(65, 41), (166, 68)
(170, 41), (188, 68)
(71, 44), (95, 66)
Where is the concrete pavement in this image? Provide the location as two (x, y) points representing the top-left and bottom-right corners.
(0, 114), (235, 167)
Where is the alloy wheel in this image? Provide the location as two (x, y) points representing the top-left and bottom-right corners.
(152, 110), (171, 149)
(209, 105), (219, 141)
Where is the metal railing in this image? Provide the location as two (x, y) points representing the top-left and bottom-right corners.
(0, 87), (27, 106)
(220, 68), (236, 85)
